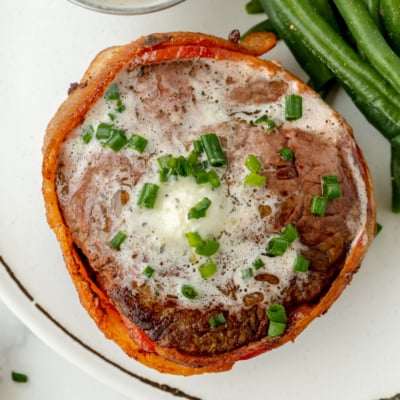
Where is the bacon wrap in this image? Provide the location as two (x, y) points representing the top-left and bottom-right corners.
(42, 32), (376, 375)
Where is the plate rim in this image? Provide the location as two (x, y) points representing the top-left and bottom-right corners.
(0, 254), (201, 400)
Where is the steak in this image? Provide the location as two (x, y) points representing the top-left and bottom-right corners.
(43, 32), (376, 374)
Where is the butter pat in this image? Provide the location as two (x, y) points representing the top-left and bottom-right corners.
(140, 177), (230, 250)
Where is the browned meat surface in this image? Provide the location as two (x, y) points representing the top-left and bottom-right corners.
(55, 58), (365, 356)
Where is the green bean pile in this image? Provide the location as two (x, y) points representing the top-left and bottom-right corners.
(244, 0), (400, 212)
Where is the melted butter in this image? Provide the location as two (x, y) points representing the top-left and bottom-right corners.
(57, 57), (369, 311)
(155, 179), (229, 242)
(126, 176), (231, 257)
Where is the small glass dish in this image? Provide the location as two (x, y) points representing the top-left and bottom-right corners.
(67, 0), (186, 15)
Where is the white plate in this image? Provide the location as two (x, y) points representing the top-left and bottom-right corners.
(1, 1), (399, 399)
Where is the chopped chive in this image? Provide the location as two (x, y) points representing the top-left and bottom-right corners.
(192, 160), (208, 174)
(157, 154), (176, 181)
(310, 195), (328, 216)
(253, 258), (265, 270)
(157, 154), (181, 182)
(187, 150), (199, 166)
(195, 239), (220, 256)
(268, 321), (287, 337)
(293, 254), (310, 272)
(241, 267), (254, 279)
(280, 223), (298, 243)
(267, 304), (287, 322)
(322, 174), (339, 183)
(192, 157), (208, 176)
(116, 99), (126, 113)
(157, 154), (174, 170)
(254, 114), (276, 130)
(186, 231), (219, 256)
(266, 237), (289, 256)
(245, 154), (262, 173)
(142, 265), (155, 278)
(193, 139), (204, 153)
(279, 146), (294, 161)
(200, 133), (227, 167)
(207, 169), (221, 188)
(199, 160), (210, 171)
(81, 125), (94, 143)
(181, 284), (199, 300)
(106, 129), (128, 152)
(105, 82), (120, 100)
(266, 303), (287, 337)
(198, 258), (217, 279)
(128, 134), (148, 153)
(137, 183), (159, 209)
(285, 94), (303, 120)
(186, 232), (203, 248)
(158, 169), (169, 183)
(244, 172), (266, 187)
(175, 156), (191, 177)
(109, 230), (127, 250)
(323, 182), (342, 199)
(108, 113), (116, 121)
(322, 175), (341, 199)
(195, 170), (209, 184)
(11, 371), (28, 383)
(96, 122), (112, 140)
(155, 146), (221, 186)
(192, 163), (208, 184)
(188, 197), (212, 220)
(209, 312), (226, 329)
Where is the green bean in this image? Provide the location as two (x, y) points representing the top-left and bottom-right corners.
(333, 0), (400, 95)
(357, 0), (385, 61)
(363, 0), (385, 33)
(391, 143), (400, 212)
(259, 0), (400, 140)
(242, 3), (336, 97)
(380, 0), (400, 56)
(311, 0), (342, 32)
(245, 0), (263, 14)
(309, 0), (347, 88)
(259, 2), (335, 92)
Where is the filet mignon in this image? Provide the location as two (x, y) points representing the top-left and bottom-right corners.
(42, 32), (376, 375)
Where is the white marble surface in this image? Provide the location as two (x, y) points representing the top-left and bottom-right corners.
(0, 299), (131, 400)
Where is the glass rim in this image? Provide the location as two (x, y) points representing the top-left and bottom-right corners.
(67, 0), (186, 15)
